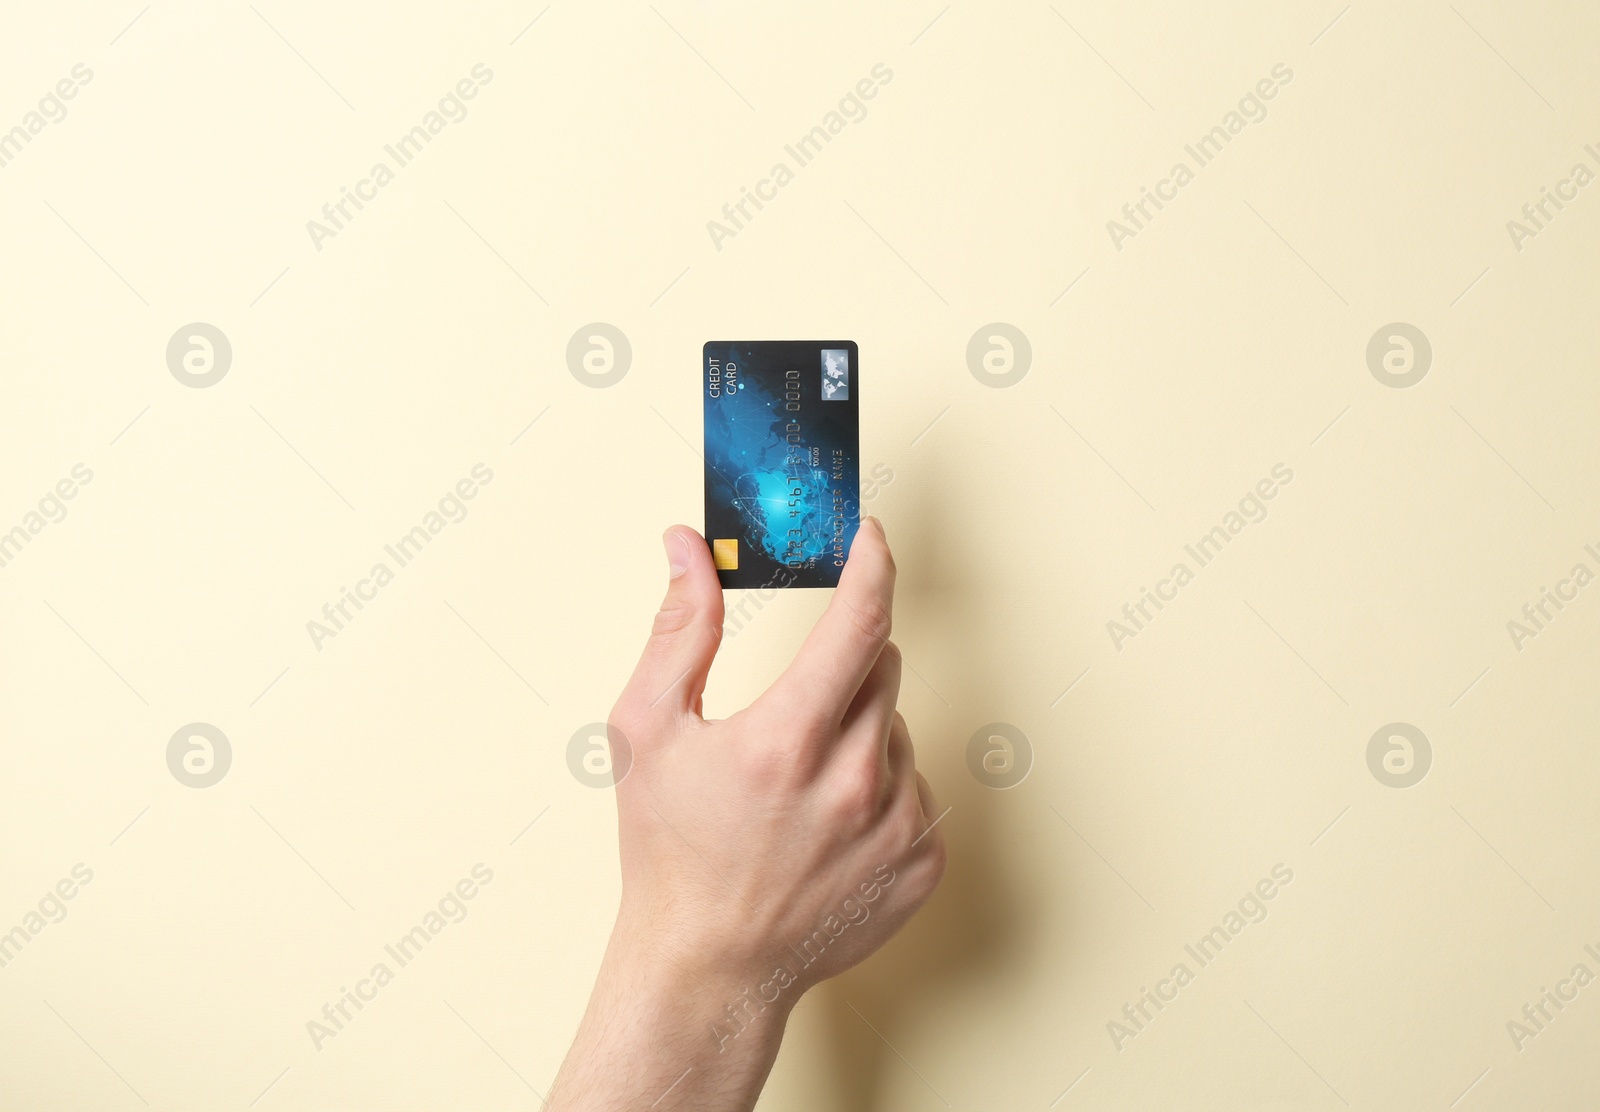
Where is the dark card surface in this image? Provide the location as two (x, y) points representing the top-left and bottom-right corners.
(704, 341), (860, 589)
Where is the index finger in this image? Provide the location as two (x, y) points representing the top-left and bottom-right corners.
(765, 517), (896, 721)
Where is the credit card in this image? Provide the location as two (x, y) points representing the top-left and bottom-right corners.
(703, 340), (860, 589)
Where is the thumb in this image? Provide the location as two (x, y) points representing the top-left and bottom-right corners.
(616, 526), (725, 723)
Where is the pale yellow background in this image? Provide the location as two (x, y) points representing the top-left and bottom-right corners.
(2, 2), (1598, 1109)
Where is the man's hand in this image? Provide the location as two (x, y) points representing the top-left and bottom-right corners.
(547, 519), (945, 1111)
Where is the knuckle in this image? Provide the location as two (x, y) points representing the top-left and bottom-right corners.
(648, 605), (722, 661)
(651, 601), (696, 639)
(844, 597), (893, 646)
(913, 834), (948, 895)
(607, 699), (639, 735)
(739, 731), (802, 787)
(739, 707), (816, 783)
(765, 693), (833, 748)
(826, 757), (885, 827)
(891, 793), (925, 845)
(607, 702), (651, 750)
(890, 812), (946, 897)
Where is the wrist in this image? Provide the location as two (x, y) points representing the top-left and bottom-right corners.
(547, 921), (795, 1111)
(598, 918), (798, 1055)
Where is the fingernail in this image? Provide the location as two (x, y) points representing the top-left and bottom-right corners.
(863, 516), (885, 538)
(663, 529), (690, 578)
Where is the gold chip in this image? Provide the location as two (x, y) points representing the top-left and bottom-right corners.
(712, 538), (738, 570)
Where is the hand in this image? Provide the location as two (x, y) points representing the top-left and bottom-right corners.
(547, 518), (945, 1111)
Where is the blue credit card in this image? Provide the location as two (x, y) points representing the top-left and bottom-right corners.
(703, 340), (860, 589)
